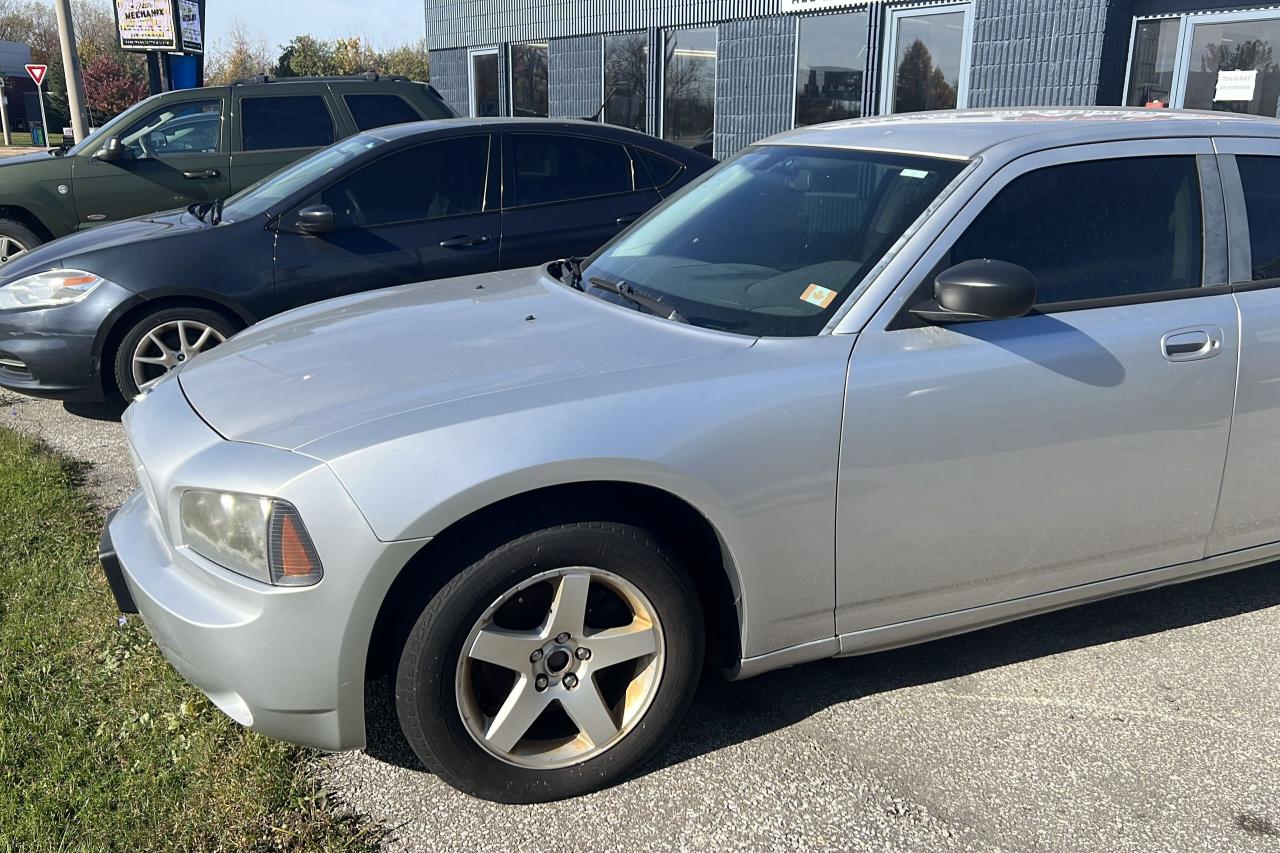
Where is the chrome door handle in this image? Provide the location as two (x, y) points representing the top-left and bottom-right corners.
(182, 169), (220, 180)
(1161, 327), (1222, 362)
(439, 235), (490, 249)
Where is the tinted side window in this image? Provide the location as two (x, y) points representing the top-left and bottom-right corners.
(344, 94), (424, 131)
(1236, 156), (1280, 281)
(241, 96), (335, 151)
(319, 136), (489, 228)
(634, 150), (683, 189)
(951, 157), (1203, 305)
(118, 99), (222, 158)
(509, 134), (633, 207)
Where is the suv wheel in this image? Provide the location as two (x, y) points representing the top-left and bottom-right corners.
(112, 307), (236, 401)
(0, 218), (41, 265)
(395, 521), (704, 802)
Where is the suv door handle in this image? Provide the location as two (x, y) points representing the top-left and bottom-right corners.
(616, 213), (642, 225)
(1161, 327), (1222, 362)
(182, 169), (220, 180)
(438, 235), (490, 249)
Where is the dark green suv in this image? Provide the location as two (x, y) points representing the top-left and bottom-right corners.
(0, 74), (454, 264)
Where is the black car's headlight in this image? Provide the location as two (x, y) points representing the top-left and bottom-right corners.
(179, 490), (324, 587)
(0, 269), (108, 309)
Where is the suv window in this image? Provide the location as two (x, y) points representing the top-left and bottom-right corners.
(508, 133), (633, 207)
(117, 99), (221, 158)
(344, 94), (424, 131)
(318, 135), (490, 228)
(1236, 156), (1280, 281)
(948, 156), (1204, 306)
(241, 96), (335, 151)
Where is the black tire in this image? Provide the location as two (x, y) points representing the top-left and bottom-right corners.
(395, 521), (704, 803)
(111, 307), (237, 401)
(0, 217), (43, 263)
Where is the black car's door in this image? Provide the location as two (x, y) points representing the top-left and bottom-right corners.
(272, 133), (499, 310)
(499, 131), (662, 267)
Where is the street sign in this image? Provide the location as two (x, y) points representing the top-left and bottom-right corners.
(25, 64), (50, 148)
(25, 64), (47, 87)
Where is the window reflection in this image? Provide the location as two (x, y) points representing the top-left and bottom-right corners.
(510, 42), (548, 118)
(604, 32), (648, 130)
(1184, 19), (1280, 117)
(795, 12), (869, 126)
(891, 11), (965, 113)
(1125, 18), (1179, 107)
(663, 28), (716, 155)
(470, 51), (499, 117)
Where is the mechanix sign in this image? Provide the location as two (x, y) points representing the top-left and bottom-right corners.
(114, 0), (179, 52)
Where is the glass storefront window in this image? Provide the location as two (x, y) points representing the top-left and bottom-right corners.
(795, 12), (869, 126)
(469, 49), (499, 117)
(1184, 17), (1280, 117)
(886, 7), (969, 113)
(604, 32), (648, 130)
(663, 28), (716, 155)
(1125, 18), (1179, 107)
(510, 42), (549, 117)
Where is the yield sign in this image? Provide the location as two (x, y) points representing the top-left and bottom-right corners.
(25, 64), (47, 87)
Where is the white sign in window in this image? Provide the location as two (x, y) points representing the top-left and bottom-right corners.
(1215, 69), (1258, 102)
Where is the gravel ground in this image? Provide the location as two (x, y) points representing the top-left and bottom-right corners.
(5, 388), (1279, 852)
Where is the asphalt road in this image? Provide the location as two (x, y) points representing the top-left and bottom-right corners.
(5, 388), (1279, 853)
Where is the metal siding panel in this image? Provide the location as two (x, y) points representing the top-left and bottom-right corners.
(714, 16), (797, 158)
(431, 47), (470, 116)
(548, 35), (605, 117)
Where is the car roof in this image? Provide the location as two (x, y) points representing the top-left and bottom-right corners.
(762, 107), (1280, 160)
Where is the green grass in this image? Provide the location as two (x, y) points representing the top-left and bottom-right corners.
(0, 131), (65, 147)
(0, 428), (380, 851)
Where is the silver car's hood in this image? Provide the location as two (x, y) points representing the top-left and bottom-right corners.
(178, 266), (754, 451)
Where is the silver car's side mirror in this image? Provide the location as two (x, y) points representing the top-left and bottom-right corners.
(910, 258), (1038, 324)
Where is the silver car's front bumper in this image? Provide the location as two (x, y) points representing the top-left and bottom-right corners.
(104, 378), (427, 752)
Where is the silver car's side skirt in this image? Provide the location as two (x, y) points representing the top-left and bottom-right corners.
(728, 541), (1280, 681)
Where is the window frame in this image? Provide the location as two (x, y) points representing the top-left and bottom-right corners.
(855, 139), (1230, 335)
(660, 26), (718, 154)
(468, 45), (500, 118)
(1211, 139), (1280, 290)
(342, 93), (426, 131)
(791, 8), (872, 129)
(236, 93), (338, 154)
(302, 133), (495, 231)
(500, 130), (643, 211)
(114, 97), (226, 159)
(878, 2), (975, 115)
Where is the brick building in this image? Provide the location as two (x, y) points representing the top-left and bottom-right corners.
(423, 0), (1280, 158)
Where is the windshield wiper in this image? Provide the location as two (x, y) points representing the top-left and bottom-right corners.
(587, 276), (688, 324)
(210, 197), (224, 226)
(187, 201), (209, 222)
(557, 257), (585, 290)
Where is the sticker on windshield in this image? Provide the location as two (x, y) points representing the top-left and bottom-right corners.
(800, 284), (837, 309)
(900, 168), (930, 179)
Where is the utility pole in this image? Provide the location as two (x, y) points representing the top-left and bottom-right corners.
(0, 76), (10, 146)
(52, 0), (89, 142)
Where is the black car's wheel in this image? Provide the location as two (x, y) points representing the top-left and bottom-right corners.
(395, 521), (704, 803)
(0, 218), (41, 265)
(112, 307), (236, 400)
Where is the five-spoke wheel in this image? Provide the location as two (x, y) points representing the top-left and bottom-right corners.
(395, 520), (703, 802)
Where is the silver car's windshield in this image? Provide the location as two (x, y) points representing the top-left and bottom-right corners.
(581, 145), (966, 337)
(220, 134), (389, 222)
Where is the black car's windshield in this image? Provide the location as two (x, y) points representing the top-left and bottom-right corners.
(580, 145), (966, 337)
(219, 134), (389, 222)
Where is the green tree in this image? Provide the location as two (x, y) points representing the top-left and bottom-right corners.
(275, 34), (336, 78)
(205, 18), (273, 86)
(379, 40), (430, 81)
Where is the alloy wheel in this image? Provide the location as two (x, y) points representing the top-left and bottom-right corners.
(130, 319), (227, 392)
(0, 236), (28, 264)
(455, 566), (665, 769)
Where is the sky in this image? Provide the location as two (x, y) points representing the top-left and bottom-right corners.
(204, 0), (426, 53)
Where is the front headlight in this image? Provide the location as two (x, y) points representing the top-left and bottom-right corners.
(179, 490), (324, 587)
(0, 269), (107, 309)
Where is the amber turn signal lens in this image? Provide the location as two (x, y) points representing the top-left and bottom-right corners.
(267, 502), (324, 586)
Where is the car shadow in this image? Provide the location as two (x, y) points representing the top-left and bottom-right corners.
(364, 562), (1280, 782)
(63, 399), (127, 421)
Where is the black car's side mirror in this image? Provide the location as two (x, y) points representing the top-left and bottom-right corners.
(910, 259), (1038, 324)
(93, 138), (124, 162)
(295, 204), (336, 235)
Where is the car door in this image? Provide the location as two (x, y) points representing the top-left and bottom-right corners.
(1204, 143), (1280, 555)
(71, 96), (230, 225)
(499, 131), (662, 267)
(836, 141), (1240, 636)
(272, 133), (498, 310)
(229, 92), (341, 194)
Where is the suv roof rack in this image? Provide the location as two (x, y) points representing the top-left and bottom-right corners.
(230, 72), (414, 86)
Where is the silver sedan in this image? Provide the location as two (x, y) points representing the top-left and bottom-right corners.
(102, 108), (1280, 801)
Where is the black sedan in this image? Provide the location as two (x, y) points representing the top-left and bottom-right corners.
(0, 118), (713, 402)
